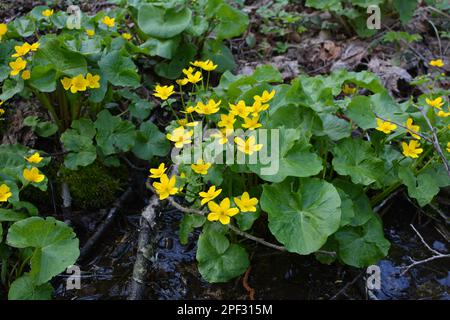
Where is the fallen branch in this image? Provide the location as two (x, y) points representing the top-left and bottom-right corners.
(79, 187), (133, 261)
(243, 266), (255, 300)
(400, 224), (450, 275)
(128, 194), (160, 300)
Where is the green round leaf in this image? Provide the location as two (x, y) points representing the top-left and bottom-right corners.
(138, 4), (192, 39)
(7, 217), (80, 285)
(261, 178), (341, 255)
(8, 275), (53, 300)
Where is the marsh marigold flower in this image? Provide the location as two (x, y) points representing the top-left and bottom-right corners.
(342, 84), (356, 95)
(195, 99), (221, 115)
(25, 152), (43, 164)
(186, 71), (203, 84)
(207, 198), (239, 225)
(9, 57), (27, 76)
(0, 184), (12, 202)
(217, 113), (236, 130)
(437, 110), (450, 118)
(426, 97), (445, 110)
(254, 90), (275, 104)
(447, 142), (450, 153)
(191, 159), (211, 175)
(0, 23), (7, 40)
(149, 163), (167, 179)
(199, 186), (222, 205)
(234, 192), (258, 212)
(70, 74), (89, 93)
(61, 77), (72, 90)
(251, 100), (269, 116)
(153, 85), (174, 100)
(152, 174), (178, 200)
(86, 73), (101, 89)
(101, 16), (115, 28)
(242, 115), (262, 130)
(166, 127), (193, 148)
(211, 129), (232, 145)
(21, 70), (31, 80)
(176, 78), (189, 86)
(406, 118), (420, 140)
(23, 167), (45, 183)
(12, 43), (31, 57)
(191, 60), (217, 72)
(429, 59), (444, 68)
(122, 33), (132, 40)
(0, 108), (4, 117)
(235, 136), (263, 155)
(42, 9), (54, 17)
(402, 140), (423, 158)
(375, 118), (397, 134)
(86, 29), (95, 36)
(29, 42), (39, 51)
(229, 100), (251, 118)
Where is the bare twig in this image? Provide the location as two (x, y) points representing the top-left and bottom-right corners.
(243, 267), (255, 300)
(147, 182), (336, 257)
(330, 271), (365, 300)
(400, 224), (450, 275)
(417, 107), (450, 178)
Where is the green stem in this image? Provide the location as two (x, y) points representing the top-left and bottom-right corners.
(35, 91), (62, 131)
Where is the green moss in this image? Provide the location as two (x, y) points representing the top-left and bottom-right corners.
(58, 161), (127, 210)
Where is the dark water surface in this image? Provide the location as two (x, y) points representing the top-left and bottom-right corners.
(55, 195), (449, 300)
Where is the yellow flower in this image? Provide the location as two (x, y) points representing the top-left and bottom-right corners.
(70, 74), (88, 93)
(218, 113), (236, 130)
(235, 136), (263, 155)
(182, 67), (195, 76)
(86, 29), (95, 37)
(12, 44), (30, 58)
(42, 9), (54, 17)
(437, 110), (450, 118)
(101, 16), (115, 28)
(254, 90), (275, 104)
(122, 33), (132, 40)
(23, 167), (45, 183)
(405, 118), (420, 140)
(375, 118), (397, 134)
(402, 140), (423, 158)
(29, 42), (40, 51)
(0, 184), (12, 202)
(191, 159), (211, 175)
(149, 163), (167, 179)
(195, 99), (221, 115)
(242, 115), (262, 130)
(211, 129), (232, 145)
(177, 119), (199, 127)
(342, 84), (356, 95)
(166, 127), (193, 148)
(229, 100), (251, 119)
(21, 70), (31, 80)
(152, 174), (178, 200)
(176, 78), (189, 86)
(0, 23), (8, 40)
(234, 192), (258, 212)
(447, 142), (450, 153)
(207, 198), (239, 225)
(153, 85), (175, 100)
(199, 186), (222, 205)
(25, 152), (43, 164)
(0, 108), (4, 117)
(9, 57), (27, 76)
(186, 71), (203, 84)
(191, 60), (217, 71)
(61, 77), (73, 90)
(86, 73), (101, 89)
(181, 105), (195, 114)
(429, 59), (444, 68)
(251, 100), (269, 116)
(426, 97), (445, 110)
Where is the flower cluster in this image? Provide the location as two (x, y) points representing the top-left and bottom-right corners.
(9, 42), (39, 79)
(61, 73), (101, 93)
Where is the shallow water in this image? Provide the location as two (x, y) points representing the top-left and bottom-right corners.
(55, 195), (449, 300)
